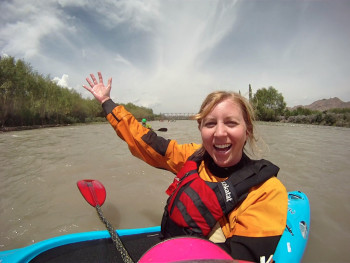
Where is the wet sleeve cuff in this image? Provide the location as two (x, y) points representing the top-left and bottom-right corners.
(102, 99), (118, 116)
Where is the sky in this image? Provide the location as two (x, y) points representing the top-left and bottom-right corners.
(1, 0), (349, 113)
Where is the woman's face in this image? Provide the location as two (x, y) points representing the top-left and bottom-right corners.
(199, 98), (248, 167)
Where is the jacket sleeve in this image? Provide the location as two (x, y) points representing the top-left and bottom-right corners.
(221, 177), (288, 262)
(102, 99), (200, 174)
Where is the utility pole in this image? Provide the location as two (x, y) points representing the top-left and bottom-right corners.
(249, 84), (252, 102)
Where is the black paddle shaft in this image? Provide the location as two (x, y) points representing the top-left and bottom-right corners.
(95, 205), (134, 263)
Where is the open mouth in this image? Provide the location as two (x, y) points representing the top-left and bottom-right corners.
(214, 144), (231, 152)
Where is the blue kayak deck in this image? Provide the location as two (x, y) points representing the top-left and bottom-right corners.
(1, 227), (162, 263)
(274, 191), (310, 262)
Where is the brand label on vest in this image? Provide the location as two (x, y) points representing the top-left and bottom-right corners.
(221, 181), (233, 202)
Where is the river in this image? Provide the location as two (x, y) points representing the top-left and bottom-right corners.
(0, 121), (349, 262)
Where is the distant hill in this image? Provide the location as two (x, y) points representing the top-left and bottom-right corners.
(290, 97), (350, 111)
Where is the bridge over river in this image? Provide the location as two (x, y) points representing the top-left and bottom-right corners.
(158, 113), (196, 120)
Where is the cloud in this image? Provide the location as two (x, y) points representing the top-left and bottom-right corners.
(53, 74), (70, 88)
(114, 54), (132, 66)
(0, 0), (76, 58)
(1, 0), (349, 113)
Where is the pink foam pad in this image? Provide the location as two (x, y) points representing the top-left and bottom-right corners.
(139, 236), (234, 262)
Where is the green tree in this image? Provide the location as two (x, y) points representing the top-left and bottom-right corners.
(0, 56), (159, 128)
(252, 86), (286, 121)
(124, 102), (154, 120)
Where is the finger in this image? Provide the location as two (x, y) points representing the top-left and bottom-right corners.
(98, 72), (103, 84)
(107, 77), (112, 88)
(82, 85), (92, 93)
(86, 77), (94, 88)
(90, 74), (97, 84)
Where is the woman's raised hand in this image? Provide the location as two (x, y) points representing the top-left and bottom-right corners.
(83, 72), (112, 104)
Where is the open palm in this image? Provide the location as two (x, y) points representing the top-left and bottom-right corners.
(83, 72), (112, 104)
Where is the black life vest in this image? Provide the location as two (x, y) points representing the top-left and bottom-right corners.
(161, 155), (279, 238)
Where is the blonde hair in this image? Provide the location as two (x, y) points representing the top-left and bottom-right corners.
(193, 91), (260, 156)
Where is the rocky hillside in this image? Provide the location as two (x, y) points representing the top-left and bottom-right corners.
(291, 97), (350, 111)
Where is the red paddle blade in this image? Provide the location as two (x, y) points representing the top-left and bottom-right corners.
(77, 179), (106, 207)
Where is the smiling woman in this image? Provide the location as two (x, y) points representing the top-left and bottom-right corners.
(82, 72), (288, 262)
(196, 92), (251, 167)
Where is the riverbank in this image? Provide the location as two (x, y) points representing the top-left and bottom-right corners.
(0, 122), (109, 133)
(0, 124), (66, 133)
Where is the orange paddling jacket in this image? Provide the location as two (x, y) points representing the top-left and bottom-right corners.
(103, 100), (288, 262)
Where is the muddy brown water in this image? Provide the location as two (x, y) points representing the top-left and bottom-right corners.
(1, 121), (349, 262)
